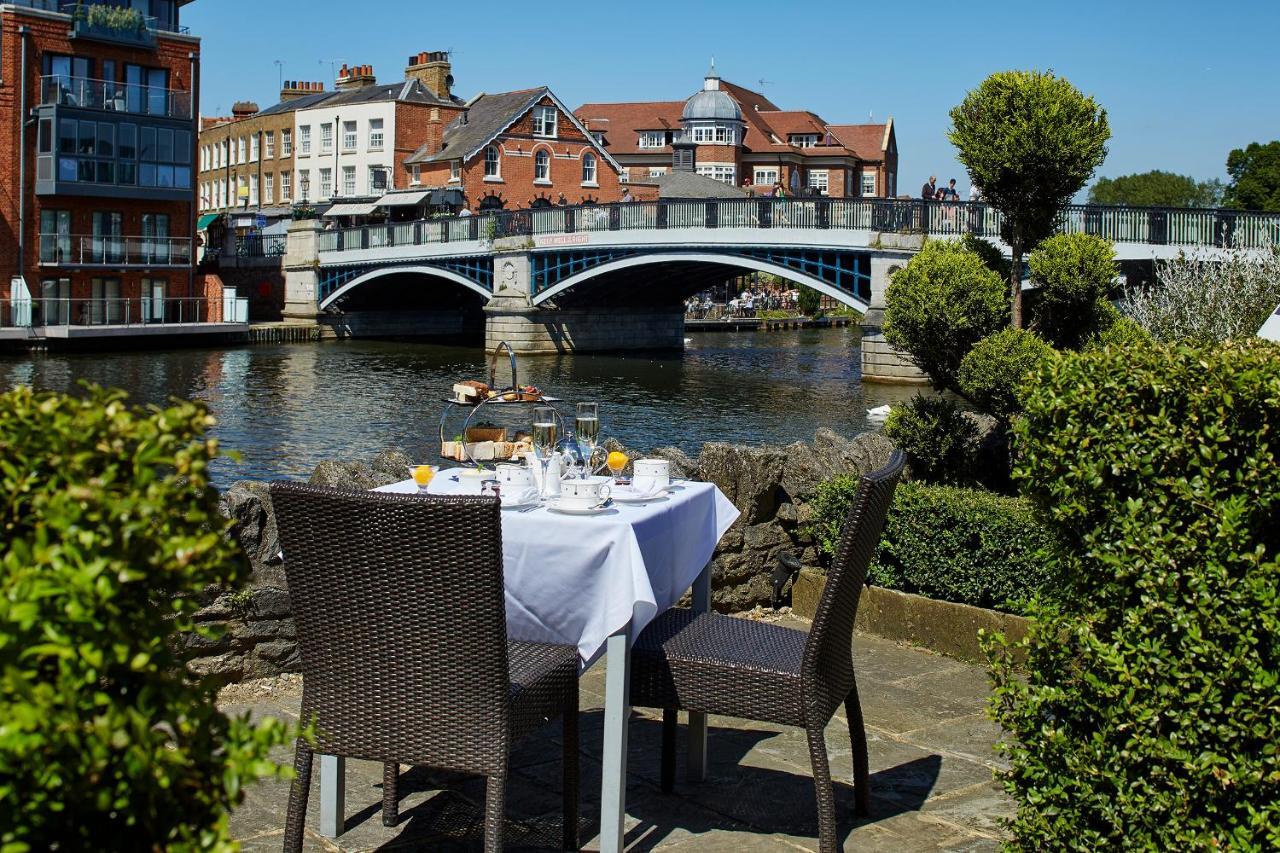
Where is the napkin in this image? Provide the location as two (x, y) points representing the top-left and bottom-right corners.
(625, 479), (665, 498)
(502, 486), (540, 507)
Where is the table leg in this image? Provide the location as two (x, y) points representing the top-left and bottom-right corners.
(599, 624), (632, 853)
(688, 562), (711, 782)
(319, 754), (346, 837)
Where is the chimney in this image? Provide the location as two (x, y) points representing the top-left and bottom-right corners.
(336, 64), (376, 92)
(231, 101), (259, 118)
(280, 81), (325, 102)
(405, 50), (453, 100)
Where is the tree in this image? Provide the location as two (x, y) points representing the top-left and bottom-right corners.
(1088, 170), (1223, 208)
(1224, 140), (1280, 212)
(957, 327), (1056, 425)
(949, 70), (1111, 327)
(1027, 233), (1118, 350)
(883, 240), (1008, 392)
(796, 286), (822, 317)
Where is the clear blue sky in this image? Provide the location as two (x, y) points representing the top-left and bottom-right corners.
(186, 0), (1279, 198)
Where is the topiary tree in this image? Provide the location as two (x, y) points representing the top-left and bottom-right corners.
(990, 339), (1280, 850)
(959, 233), (1011, 282)
(957, 327), (1056, 425)
(796, 285), (822, 318)
(0, 386), (295, 850)
(949, 70), (1110, 327)
(883, 240), (1008, 392)
(883, 394), (978, 485)
(1027, 233), (1117, 350)
(1085, 313), (1150, 350)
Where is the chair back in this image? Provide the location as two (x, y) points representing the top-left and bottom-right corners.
(801, 451), (905, 718)
(269, 483), (511, 773)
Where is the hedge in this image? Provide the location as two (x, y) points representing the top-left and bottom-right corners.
(809, 478), (1057, 614)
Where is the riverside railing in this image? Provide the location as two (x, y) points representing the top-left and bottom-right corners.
(0, 296), (246, 329)
(235, 234), (287, 257)
(316, 199), (1280, 257)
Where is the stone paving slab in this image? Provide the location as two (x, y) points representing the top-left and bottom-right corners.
(226, 615), (1011, 851)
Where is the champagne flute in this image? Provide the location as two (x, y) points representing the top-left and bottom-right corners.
(532, 406), (558, 498)
(575, 402), (600, 473)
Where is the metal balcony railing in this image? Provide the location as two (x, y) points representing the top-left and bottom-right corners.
(235, 234), (287, 257)
(0, 297), (241, 329)
(39, 74), (193, 120)
(37, 235), (193, 267)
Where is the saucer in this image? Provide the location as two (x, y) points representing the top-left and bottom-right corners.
(546, 499), (613, 515)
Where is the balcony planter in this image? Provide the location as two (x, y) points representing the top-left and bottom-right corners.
(69, 3), (156, 49)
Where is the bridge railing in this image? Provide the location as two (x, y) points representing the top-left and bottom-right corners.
(315, 198), (1280, 257)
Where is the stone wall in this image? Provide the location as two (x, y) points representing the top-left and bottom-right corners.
(192, 432), (894, 680)
(485, 305), (686, 354)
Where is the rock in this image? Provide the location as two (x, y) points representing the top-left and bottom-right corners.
(697, 443), (787, 525)
(308, 459), (355, 489)
(775, 502), (799, 525)
(238, 619), (296, 642)
(220, 480), (283, 586)
(250, 587), (292, 619)
(370, 448), (412, 486)
(187, 652), (244, 681)
(743, 522), (788, 552)
(780, 429), (896, 503)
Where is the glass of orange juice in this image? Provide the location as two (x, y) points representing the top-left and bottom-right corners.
(409, 464), (435, 493)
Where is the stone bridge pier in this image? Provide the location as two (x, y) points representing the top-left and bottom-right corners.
(484, 248), (685, 354)
(860, 240), (929, 384)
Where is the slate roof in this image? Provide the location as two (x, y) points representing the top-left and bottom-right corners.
(406, 88), (545, 164)
(255, 89), (335, 117)
(649, 171), (750, 199)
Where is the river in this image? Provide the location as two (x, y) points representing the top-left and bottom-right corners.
(0, 328), (922, 488)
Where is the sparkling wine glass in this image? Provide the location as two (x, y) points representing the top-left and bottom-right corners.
(575, 402), (600, 473)
(532, 406), (558, 498)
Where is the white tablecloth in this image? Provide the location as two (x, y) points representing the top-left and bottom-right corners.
(376, 470), (740, 664)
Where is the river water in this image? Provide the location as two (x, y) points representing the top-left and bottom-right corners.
(0, 328), (921, 488)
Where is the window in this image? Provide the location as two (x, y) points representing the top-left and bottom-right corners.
(264, 173), (274, 203)
(807, 169), (828, 196)
(449, 160), (461, 182)
(695, 164), (736, 185)
(532, 105), (558, 138)
(249, 174), (259, 205)
(690, 124), (735, 144)
(753, 167), (779, 186)
(341, 166), (355, 196)
(368, 119), (383, 150)
(238, 137), (246, 163)
(581, 152), (597, 185)
(638, 131), (665, 149)
(250, 134), (259, 161)
(281, 129), (292, 157)
(142, 213), (170, 264)
(319, 168), (332, 198)
(342, 120), (356, 151)
(39, 210), (71, 263)
(319, 123), (332, 154)
(410, 164), (421, 185)
(264, 131), (275, 159)
(281, 170), (292, 201)
(484, 145), (500, 179)
(299, 170), (311, 201)
(648, 166), (668, 178)
(789, 134), (818, 148)
(534, 149), (550, 183)
(368, 167), (388, 195)
(861, 171), (876, 197)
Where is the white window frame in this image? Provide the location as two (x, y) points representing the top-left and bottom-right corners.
(299, 126), (311, 156)
(695, 163), (736, 185)
(638, 131), (665, 149)
(484, 145), (500, 179)
(648, 166), (668, 178)
(532, 105), (558, 138)
(861, 171), (876, 197)
(342, 120), (357, 152)
(264, 172), (274, 203)
(341, 165), (356, 196)
(281, 129), (292, 157)
(368, 166), (388, 196)
(249, 173), (259, 205)
(250, 134), (259, 162)
(238, 137), (247, 162)
(320, 123), (333, 154)
(264, 131), (275, 159)
(807, 169), (829, 196)
(753, 167), (779, 186)
(534, 149), (551, 183)
(368, 118), (384, 151)
(790, 134), (818, 148)
(281, 170), (292, 201)
(581, 152), (597, 185)
(410, 164), (421, 185)
(449, 160), (461, 182)
(318, 167), (332, 199)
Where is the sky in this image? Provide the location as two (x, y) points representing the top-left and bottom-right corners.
(185, 0), (1280, 199)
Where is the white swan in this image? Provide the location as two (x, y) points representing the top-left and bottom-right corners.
(866, 404), (892, 425)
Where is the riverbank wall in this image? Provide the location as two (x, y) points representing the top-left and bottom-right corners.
(193, 429), (895, 681)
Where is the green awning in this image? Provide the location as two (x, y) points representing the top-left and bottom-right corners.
(196, 213), (221, 230)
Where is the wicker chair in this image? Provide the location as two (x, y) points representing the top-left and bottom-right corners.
(628, 450), (905, 852)
(269, 483), (580, 852)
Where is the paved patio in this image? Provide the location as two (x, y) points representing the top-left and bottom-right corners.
(225, 614), (1011, 851)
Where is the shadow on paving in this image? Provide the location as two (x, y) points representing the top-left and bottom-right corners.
(355, 711), (941, 851)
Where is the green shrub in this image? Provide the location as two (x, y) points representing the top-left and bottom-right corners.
(808, 479), (1057, 614)
(0, 386), (294, 850)
(957, 327), (1056, 424)
(958, 233), (1012, 281)
(1085, 312), (1150, 350)
(990, 339), (1280, 849)
(884, 393), (978, 484)
(1027, 232), (1117, 350)
(796, 286), (822, 318)
(884, 240), (1008, 391)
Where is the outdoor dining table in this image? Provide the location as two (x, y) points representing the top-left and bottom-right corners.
(311, 469), (740, 852)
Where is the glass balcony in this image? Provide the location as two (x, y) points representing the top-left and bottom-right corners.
(37, 234), (193, 268)
(39, 75), (192, 120)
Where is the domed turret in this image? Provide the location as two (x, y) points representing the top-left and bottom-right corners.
(681, 60), (742, 122)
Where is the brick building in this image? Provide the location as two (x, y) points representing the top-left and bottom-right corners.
(576, 64), (898, 198)
(1, 0), (201, 323)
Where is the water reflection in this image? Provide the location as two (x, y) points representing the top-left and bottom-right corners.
(0, 328), (917, 488)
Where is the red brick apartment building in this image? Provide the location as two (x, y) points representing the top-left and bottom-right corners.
(0, 0), (200, 326)
(576, 64), (897, 199)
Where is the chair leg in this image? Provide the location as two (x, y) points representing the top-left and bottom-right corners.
(283, 738), (314, 853)
(381, 762), (399, 827)
(563, 689), (580, 851)
(483, 773), (506, 853)
(845, 687), (871, 817)
(660, 708), (677, 794)
(806, 724), (839, 853)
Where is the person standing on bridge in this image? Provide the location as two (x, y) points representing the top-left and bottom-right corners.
(921, 176), (937, 200)
(621, 188), (635, 203)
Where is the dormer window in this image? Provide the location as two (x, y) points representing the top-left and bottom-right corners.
(638, 131), (666, 149)
(690, 124), (736, 145)
(789, 134), (819, 148)
(532, 106), (558, 138)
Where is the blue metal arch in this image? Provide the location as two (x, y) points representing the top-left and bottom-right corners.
(317, 257), (494, 304)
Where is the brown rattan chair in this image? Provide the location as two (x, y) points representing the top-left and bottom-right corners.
(628, 450), (904, 852)
(269, 483), (580, 852)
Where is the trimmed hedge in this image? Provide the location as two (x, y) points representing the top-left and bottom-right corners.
(883, 394), (978, 485)
(809, 478), (1057, 614)
(991, 338), (1280, 849)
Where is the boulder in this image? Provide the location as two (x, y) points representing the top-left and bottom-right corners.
(219, 481), (283, 587)
(697, 443), (787, 525)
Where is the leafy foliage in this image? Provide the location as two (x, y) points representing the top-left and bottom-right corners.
(957, 328), (1055, 424)
(1124, 243), (1280, 343)
(1085, 314), (1150, 351)
(990, 340), (1280, 850)
(883, 394), (978, 485)
(1027, 233), (1118, 350)
(949, 70), (1110, 324)
(959, 233), (1011, 281)
(808, 479), (1057, 614)
(0, 386), (295, 851)
(796, 286), (822, 318)
(883, 240), (1008, 391)
(1088, 170), (1224, 208)
(1224, 139), (1280, 212)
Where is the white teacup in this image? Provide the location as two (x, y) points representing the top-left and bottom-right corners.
(496, 463), (536, 490)
(632, 458), (671, 494)
(559, 476), (612, 509)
